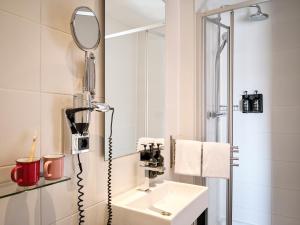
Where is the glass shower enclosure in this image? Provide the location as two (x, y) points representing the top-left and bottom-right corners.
(199, 1), (278, 225)
(202, 11), (234, 225)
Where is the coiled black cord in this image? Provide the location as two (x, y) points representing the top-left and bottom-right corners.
(77, 154), (85, 225)
(107, 108), (114, 225)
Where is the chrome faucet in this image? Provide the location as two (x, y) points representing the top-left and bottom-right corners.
(138, 143), (165, 192)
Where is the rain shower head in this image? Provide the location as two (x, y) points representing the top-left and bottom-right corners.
(249, 5), (269, 21)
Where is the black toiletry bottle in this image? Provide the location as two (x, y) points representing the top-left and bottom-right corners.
(148, 143), (158, 179)
(253, 90), (260, 112)
(242, 91), (250, 113)
(156, 144), (164, 175)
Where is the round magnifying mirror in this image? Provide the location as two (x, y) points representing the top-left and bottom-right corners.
(71, 6), (101, 51)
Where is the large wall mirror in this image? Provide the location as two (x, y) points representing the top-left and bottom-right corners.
(104, 0), (166, 159)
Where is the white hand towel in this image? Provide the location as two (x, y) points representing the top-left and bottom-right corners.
(202, 142), (230, 179)
(174, 140), (202, 176)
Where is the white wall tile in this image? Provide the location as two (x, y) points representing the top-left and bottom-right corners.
(0, 0), (40, 23)
(233, 207), (271, 225)
(41, 93), (73, 156)
(273, 48), (300, 81)
(41, 0), (96, 33)
(272, 134), (300, 163)
(234, 158), (272, 188)
(272, 161), (300, 190)
(0, 165), (14, 184)
(272, 214), (300, 225)
(272, 74), (300, 107)
(41, 180), (77, 225)
(41, 26), (84, 95)
(41, 152), (105, 225)
(0, 190), (40, 225)
(0, 10), (40, 91)
(233, 182), (272, 214)
(0, 89), (40, 166)
(272, 188), (300, 219)
(272, 107), (300, 134)
(272, 18), (300, 52)
(271, 0), (300, 23)
(41, 149), (142, 225)
(52, 202), (106, 225)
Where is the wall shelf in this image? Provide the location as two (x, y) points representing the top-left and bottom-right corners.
(0, 176), (71, 199)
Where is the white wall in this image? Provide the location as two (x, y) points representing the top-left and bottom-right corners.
(165, 0), (198, 183)
(0, 1), (144, 224)
(231, 1), (300, 225)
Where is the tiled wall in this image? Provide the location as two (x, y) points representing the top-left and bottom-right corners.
(0, 0), (144, 224)
(233, 1), (300, 225)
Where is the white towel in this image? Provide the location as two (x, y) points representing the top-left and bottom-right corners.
(174, 140), (202, 176)
(202, 142), (230, 179)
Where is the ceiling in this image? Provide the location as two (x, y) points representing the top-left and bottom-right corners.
(106, 0), (165, 28)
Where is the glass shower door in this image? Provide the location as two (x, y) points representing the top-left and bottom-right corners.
(203, 15), (230, 225)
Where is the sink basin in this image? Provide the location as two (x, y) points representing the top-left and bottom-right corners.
(112, 180), (208, 225)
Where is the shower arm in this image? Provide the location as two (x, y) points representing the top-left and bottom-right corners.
(249, 4), (262, 12)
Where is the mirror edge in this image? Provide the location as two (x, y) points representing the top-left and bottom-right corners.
(70, 6), (102, 51)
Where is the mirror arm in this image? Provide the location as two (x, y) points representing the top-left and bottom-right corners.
(84, 52), (96, 98)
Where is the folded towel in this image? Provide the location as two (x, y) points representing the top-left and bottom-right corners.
(174, 140), (202, 176)
(202, 142), (230, 179)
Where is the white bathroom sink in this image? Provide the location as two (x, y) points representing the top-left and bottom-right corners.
(112, 180), (208, 225)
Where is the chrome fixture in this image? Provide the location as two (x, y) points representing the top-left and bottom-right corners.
(64, 93), (112, 155)
(69, 7), (114, 225)
(66, 6), (111, 155)
(71, 6), (101, 98)
(248, 5), (269, 21)
(138, 143), (165, 192)
(91, 101), (111, 112)
(214, 30), (228, 121)
(218, 32), (228, 54)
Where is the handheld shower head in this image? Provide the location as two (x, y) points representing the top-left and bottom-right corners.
(249, 5), (269, 21)
(217, 31), (228, 55)
(222, 32), (228, 41)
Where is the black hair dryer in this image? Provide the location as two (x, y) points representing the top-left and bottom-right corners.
(64, 93), (92, 155)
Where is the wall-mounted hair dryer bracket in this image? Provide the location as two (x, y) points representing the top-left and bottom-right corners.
(64, 107), (92, 155)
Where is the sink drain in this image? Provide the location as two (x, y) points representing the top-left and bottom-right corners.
(149, 206), (172, 216)
(160, 211), (172, 216)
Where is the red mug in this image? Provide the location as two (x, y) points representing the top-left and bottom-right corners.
(11, 158), (40, 186)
